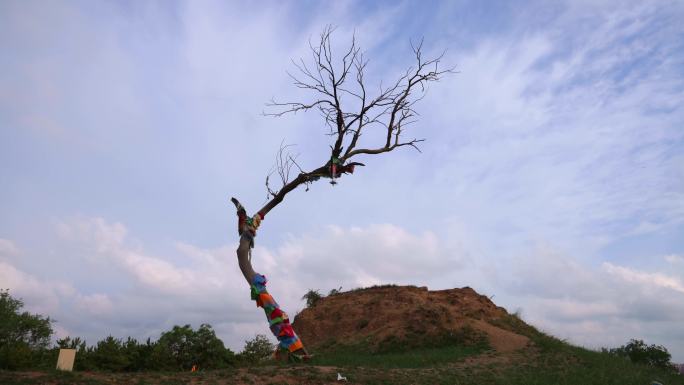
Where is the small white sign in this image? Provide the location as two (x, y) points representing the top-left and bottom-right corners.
(56, 349), (76, 371)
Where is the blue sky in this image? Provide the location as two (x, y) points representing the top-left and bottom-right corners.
(1, 0), (684, 360)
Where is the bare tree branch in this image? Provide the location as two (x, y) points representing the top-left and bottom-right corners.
(252, 26), (454, 217)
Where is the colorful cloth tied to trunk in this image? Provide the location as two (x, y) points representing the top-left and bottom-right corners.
(250, 273), (304, 354)
(238, 210), (264, 248)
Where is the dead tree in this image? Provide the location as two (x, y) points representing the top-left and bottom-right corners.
(230, 26), (452, 359)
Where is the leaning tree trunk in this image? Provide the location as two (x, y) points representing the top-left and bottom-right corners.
(230, 198), (307, 360)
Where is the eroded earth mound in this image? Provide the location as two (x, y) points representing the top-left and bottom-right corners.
(292, 285), (535, 353)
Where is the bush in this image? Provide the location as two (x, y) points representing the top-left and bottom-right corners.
(91, 336), (130, 371)
(193, 324), (235, 369)
(153, 324), (234, 371)
(608, 339), (674, 370)
(302, 289), (323, 308)
(239, 334), (274, 364)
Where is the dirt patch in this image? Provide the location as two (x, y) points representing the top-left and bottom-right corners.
(293, 285), (531, 353)
(471, 319), (529, 352)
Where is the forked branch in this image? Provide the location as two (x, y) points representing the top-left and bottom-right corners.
(256, 26), (453, 217)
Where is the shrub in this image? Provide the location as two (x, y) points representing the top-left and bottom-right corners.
(193, 324), (235, 369)
(608, 339), (674, 371)
(91, 336), (130, 371)
(239, 334), (274, 364)
(302, 289), (323, 308)
(153, 324), (234, 371)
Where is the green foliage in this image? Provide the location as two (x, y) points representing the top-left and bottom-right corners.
(153, 324), (234, 371)
(91, 336), (130, 371)
(312, 343), (487, 369)
(56, 336), (86, 350)
(301, 289), (323, 308)
(0, 342), (33, 370)
(193, 324), (235, 369)
(153, 325), (197, 370)
(607, 339), (674, 371)
(0, 289), (54, 370)
(121, 337), (148, 372)
(238, 334), (274, 364)
(57, 325), (235, 372)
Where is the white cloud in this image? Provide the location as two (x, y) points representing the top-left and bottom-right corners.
(0, 239), (118, 329)
(157, 222), (453, 313)
(665, 254), (684, 264)
(121, 251), (196, 293)
(0, 259), (75, 316)
(270, 224), (456, 289)
(603, 262), (684, 294)
(0, 238), (20, 257)
(497, 245), (604, 301)
(56, 217), (241, 296)
(75, 294), (114, 316)
(531, 299), (621, 321)
(56, 217), (127, 254)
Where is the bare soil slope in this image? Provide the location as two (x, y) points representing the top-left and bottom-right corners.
(293, 285), (532, 353)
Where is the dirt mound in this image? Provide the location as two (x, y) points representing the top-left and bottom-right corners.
(292, 285), (532, 353)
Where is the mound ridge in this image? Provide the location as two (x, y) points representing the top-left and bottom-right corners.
(292, 285), (533, 353)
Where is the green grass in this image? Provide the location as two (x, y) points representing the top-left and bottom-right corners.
(297, 332), (684, 385)
(309, 344), (489, 368)
(326, 349), (684, 385)
(303, 325), (490, 369)
(507, 335), (683, 385)
(487, 350), (682, 385)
